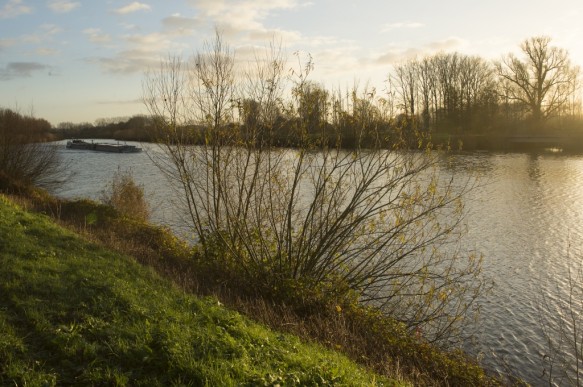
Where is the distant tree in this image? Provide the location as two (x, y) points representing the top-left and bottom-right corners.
(240, 99), (261, 130)
(296, 81), (330, 134)
(458, 55), (497, 131)
(392, 60), (418, 118)
(58, 122), (77, 130)
(496, 36), (580, 124)
(392, 53), (497, 133)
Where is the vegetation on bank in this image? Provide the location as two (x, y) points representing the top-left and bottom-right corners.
(0, 194), (399, 386)
(0, 179), (502, 386)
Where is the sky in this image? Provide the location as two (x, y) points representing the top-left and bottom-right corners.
(1, 0), (583, 126)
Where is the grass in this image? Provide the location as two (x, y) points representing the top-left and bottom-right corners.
(0, 195), (398, 386)
(2, 184), (505, 386)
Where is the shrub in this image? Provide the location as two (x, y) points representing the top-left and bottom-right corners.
(0, 108), (64, 191)
(144, 32), (485, 346)
(100, 168), (149, 221)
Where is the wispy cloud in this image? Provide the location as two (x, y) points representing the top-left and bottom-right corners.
(114, 2), (151, 15)
(91, 0), (315, 75)
(86, 50), (159, 74)
(0, 62), (51, 80)
(426, 37), (466, 51)
(47, 0), (80, 13)
(83, 28), (111, 44)
(373, 37), (467, 65)
(87, 32), (182, 74)
(15, 24), (62, 46)
(0, 38), (17, 50)
(0, 0), (32, 19)
(380, 22), (424, 33)
(41, 24), (62, 35)
(96, 98), (142, 105)
(36, 47), (59, 56)
(162, 14), (202, 35)
(191, 0), (307, 41)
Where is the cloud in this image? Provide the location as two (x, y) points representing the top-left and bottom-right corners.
(86, 50), (159, 74)
(0, 0), (32, 19)
(47, 0), (80, 13)
(83, 28), (112, 44)
(114, 2), (151, 15)
(380, 22), (424, 33)
(20, 33), (43, 44)
(0, 62), (51, 80)
(36, 47), (59, 56)
(41, 24), (62, 35)
(91, 1), (311, 75)
(123, 32), (175, 51)
(426, 37), (466, 51)
(16, 24), (62, 46)
(96, 98), (142, 105)
(86, 32), (182, 74)
(162, 14), (202, 35)
(191, 0), (308, 40)
(0, 38), (17, 50)
(374, 37), (467, 65)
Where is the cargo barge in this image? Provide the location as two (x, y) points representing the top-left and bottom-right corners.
(66, 139), (142, 153)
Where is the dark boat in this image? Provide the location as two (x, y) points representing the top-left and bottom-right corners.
(66, 139), (142, 153)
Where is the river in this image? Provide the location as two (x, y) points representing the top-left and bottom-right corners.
(52, 140), (583, 385)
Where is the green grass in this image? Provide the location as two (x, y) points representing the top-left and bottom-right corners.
(0, 195), (399, 386)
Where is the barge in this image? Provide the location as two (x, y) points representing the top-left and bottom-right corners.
(66, 139), (142, 153)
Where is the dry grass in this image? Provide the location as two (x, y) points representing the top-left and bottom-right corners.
(100, 168), (149, 221)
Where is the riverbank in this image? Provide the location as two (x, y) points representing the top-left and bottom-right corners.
(0, 187), (502, 385)
(432, 129), (583, 153)
(0, 194), (395, 385)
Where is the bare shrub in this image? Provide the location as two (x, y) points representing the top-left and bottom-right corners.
(101, 168), (149, 221)
(143, 32), (484, 345)
(0, 108), (65, 191)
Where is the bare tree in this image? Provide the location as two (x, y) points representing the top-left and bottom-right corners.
(392, 53), (497, 133)
(497, 36), (580, 124)
(143, 32), (484, 345)
(393, 60), (419, 118)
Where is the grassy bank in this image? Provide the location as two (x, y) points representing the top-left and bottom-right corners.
(0, 184), (504, 386)
(0, 195), (396, 385)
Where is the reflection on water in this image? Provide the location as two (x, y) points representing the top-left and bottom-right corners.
(456, 152), (583, 384)
(53, 141), (583, 385)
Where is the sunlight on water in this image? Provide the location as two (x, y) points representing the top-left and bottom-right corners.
(53, 141), (583, 385)
(452, 153), (583, 384)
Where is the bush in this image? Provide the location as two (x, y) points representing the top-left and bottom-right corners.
(0, 108), (64, 191)
(144, 32), (485, 346)
(101, 168), (149, 221)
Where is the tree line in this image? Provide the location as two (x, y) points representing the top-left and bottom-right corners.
(391, 36), (581, 133)
(2, 35), (581, 150)
(52, 36), (581, 150)
(55, 115), (154, 142)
